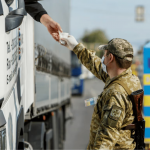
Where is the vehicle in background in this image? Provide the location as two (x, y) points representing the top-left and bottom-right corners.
(71, 51), (84, 95)
(137, 64), (143, 87)
(0, 0), (71, 149)
(133, 53), (143, 86)
(131, 64), (138, 76)
(82, 65), (95, 79)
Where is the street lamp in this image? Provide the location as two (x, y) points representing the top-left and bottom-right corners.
(136, 6), (144, 22)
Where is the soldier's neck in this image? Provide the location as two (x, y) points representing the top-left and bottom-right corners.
(108, 67), (126, 79)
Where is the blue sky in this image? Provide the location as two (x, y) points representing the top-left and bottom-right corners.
(70, 0), (150, 53)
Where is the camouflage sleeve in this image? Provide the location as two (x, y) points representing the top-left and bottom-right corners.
(93, 93), (126, 150)
(73, 43), (109, 82)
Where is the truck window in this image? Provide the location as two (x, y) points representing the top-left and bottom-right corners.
(0, 0), (3, 15)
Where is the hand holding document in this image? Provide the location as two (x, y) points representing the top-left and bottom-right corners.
(40, 14), (63, 42)
(59, 32), (78, 51)
(59, 32), (69, 45)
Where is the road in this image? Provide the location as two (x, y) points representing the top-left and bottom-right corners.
(64, 78), (105, 150)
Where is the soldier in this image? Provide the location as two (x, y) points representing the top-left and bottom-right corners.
(61, 36), (142, 150)
(24, 0), (62, 41)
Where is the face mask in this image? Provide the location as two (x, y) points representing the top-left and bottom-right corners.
(101, 56), (109, 74)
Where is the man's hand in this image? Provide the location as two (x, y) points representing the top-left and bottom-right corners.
(61, 35), (78, 51)
(40, 14), (62, 41)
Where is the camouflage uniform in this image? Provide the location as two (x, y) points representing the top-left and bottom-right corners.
(72, 38), (142, 150)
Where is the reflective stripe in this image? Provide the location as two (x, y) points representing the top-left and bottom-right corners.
(144, 86), (150, 95)
(145, 128), (150, 138)
(144, 96), (150, 106)
(144, 117), (150, 127)
(145, 138), (150, 142)
(144, 107), (150, 116)
(143, 74), (150, 85)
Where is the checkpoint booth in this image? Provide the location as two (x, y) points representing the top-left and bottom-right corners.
(143, 42), (150, 143)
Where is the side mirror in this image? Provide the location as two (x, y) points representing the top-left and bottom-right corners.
(8, 8), (27, 16)
(8, 0), (27, 16)
(5, 0), (14, 7)
(5, 15), (24, 32)
(5, 0), (27, 32)
(0, 0), (3, 16)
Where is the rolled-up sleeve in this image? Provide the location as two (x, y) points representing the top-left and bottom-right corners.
(24, 0), (48, 23)
(73, 43), (109, 83)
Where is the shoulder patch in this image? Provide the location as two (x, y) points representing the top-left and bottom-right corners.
(109, 105), (123, 121)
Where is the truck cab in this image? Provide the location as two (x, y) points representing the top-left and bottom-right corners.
(0, 0), (71, 149)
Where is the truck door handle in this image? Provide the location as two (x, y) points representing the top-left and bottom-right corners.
(0, 0), (3, 16)
(5, 0), (27, 32)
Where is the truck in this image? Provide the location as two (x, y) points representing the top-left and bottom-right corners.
(0, 0), (71, 149)
(71, 51), (84, 95)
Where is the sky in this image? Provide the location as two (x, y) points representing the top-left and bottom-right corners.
(70, 0), (150, 53)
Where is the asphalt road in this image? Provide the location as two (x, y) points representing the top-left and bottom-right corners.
(64, 78), (105, 150)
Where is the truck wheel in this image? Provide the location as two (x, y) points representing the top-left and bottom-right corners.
(26, 122), (46, 150)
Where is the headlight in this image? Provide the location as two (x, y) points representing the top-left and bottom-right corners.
(0, 128), (6, 150)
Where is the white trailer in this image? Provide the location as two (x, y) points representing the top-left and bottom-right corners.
(0, 0), (71, 149)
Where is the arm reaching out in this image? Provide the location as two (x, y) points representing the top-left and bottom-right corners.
(24, 0), (47, 23)
(24, 0), (62, 41)
(61, 35), (109, 82)
(40, 14), (62, 41)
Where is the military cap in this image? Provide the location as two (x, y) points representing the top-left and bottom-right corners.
(98, 38), (133, 61)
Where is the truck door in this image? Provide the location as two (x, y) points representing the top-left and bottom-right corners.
(0, 0), (26, 103)
(0, 0), (28, 149)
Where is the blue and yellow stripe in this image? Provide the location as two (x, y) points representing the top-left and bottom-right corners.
(143, 74), (150, 85)
(143, 42), (150, 142)
(143, 85), (150, 139)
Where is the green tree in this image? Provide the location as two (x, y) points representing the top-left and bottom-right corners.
(81, 29), (108, 57)
(81, 29), (108, 43)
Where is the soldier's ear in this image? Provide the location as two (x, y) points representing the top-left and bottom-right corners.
(109, 53), (114, 63)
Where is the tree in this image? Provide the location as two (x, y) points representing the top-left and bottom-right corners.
(81, 29), (108, 57)
(81, 29), (108, 44)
